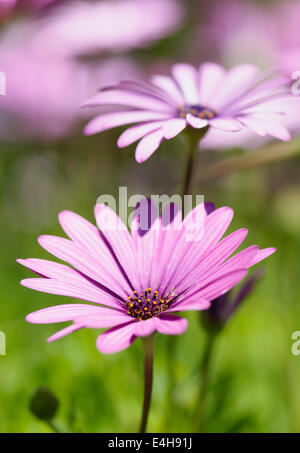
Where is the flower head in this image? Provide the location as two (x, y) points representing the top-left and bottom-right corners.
(18, 201), (275, 354)
(83, 62), (292, 163)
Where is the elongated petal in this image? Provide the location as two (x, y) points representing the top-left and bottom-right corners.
(21, 278), (122, 308)
(162, 118), (186, 139)
(94, 204), (141, 291)
(168, 299), (211, 312)
(117, 121), (164, 147)
(48, 325), (82, 343)
(135, 129), (165, 163)
(191, 270), (248, 301)
(249, 247), (276, 266)
(96, 322), (137, 354)
(214, 64), (259, 109)
(151, 75), (184, 104)
(172, 63), (200, 104)
(84, 110), (170, 135)
(83, 90), (174, 113)
(198, 62), (226, 105)
(26, 304), (116, 324)
(209, 118), (242, 132)
(186, 113), (208, 129)
(154, 315), (188, 335)
(58, 211), (127, 284)
(38, 235), (129, 297)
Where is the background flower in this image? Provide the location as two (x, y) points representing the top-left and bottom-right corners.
(84, 62), (292, 162)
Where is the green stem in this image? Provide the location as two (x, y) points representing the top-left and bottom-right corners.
(181, 129), (206, 200)
(193, 332), (217, 432)
(139, 334), (155, 433)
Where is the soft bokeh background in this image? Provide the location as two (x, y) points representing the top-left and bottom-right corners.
(1, 0), (300, 433)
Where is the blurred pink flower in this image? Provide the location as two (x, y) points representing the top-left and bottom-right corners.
(202, 0), (300, 76)
(84, 62), (292, 162)
(18, 201), (275, 354)
(29, 0), (183, 58)
(0, 22), (142, 141)
(0, 0), (57, 19)
(0, 0), (17, 21)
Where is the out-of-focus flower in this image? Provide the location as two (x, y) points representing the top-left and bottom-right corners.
(0, 0), (17, 21)
(0, 20), (142, 141)
(84, 62), (292, 162)
(29, 0), (184, 58)
(274, 1), (300, 75)
(199, 0), (276, 69)
(18, 201), (275, 354)
(0, 0), (57, 20)
(202, 0), (300, 76)
(202, 269), (264, 332)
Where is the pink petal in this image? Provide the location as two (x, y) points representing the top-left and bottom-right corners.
(83, 90), (174, 113)
(21, 278), (121, 307)
(26, 303), (115, 324)
(257, 119), (290, 141)
(74, 311), (132, 329)
(159, 206), (234, 294)
(84, 110), (171, 135)
(38, 235), (129, 297)
(209, 118), (242, 132)
(198, 62), (226, 106)
(249, 247), (276, 266)
(133, 318), (156, 337)
(117, 121), (164, 148)
(58, 211), (127, 284)
(192, 270), (248, 301)
(177, 229), (249, 290)
(214, 64), (259, 109)
(168, 299), (211, 312)
(186, 113), (208, 129)
(172, 63), (200, 104)
(130, 198), (160, 289)
(48, 324), (82, 343)
(135, 129), (165, 163)
(96, 322), (137, 354)
(154, 315), (188, 335)
(94, 204), (142, 291)
(151, 74), (184, 104)
(236, 116), (267, 136)
(162, 118), (186, 139)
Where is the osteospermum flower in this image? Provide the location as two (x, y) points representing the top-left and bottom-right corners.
(18, 201), (275, 354)
(83, 62), (292, 163)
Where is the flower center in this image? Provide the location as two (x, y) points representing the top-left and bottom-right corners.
(126, 288), (174, 321)
(178, 104), (218, 120)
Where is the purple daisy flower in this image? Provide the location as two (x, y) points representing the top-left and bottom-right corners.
(83, 62), (292, 163)
(18, 201), (275, 354)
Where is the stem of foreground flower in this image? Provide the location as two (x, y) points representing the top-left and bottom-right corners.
(139, 334), (155, 433)
(193, 331), (217, 432)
